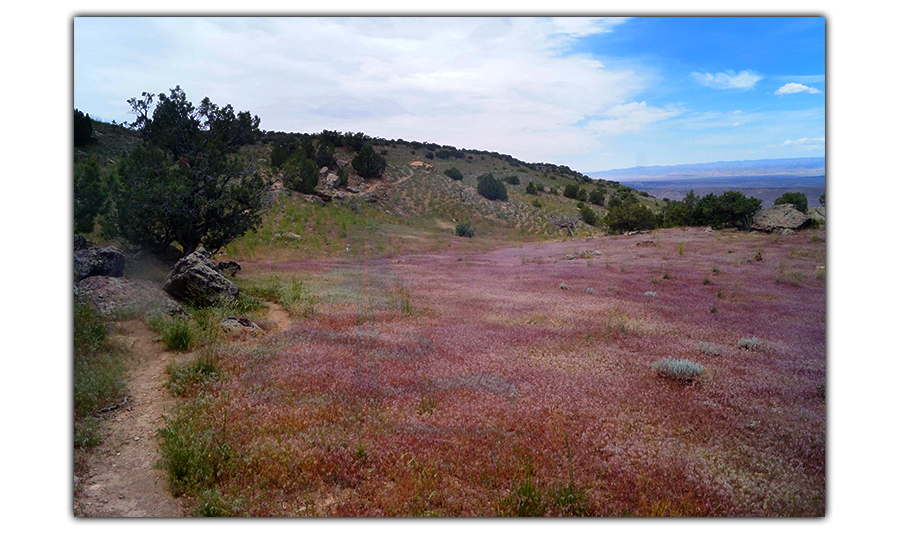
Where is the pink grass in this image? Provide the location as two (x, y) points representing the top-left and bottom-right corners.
(195, 226), (825, 516)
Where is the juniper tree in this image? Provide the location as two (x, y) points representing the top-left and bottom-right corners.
(112, 86), (272, 256)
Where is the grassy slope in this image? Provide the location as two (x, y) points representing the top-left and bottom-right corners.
(78, 120), (658, 259)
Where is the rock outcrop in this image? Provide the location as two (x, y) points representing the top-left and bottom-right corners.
(75, 234), (88, 252)
(74, 246), (126, 282)
(75, 276), (182, 318)
(751, 204), (812, 232)
(807, 206), (825, 223)
(162, 248), (238, 307)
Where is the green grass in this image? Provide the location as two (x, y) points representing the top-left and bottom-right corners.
(74, 302), (130, 447)
(165, 351), (220, 397)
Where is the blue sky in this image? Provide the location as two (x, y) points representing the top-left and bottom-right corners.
(74, 16), (824, 172)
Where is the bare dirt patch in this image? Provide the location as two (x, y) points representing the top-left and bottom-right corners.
(75, 320), (186, 517)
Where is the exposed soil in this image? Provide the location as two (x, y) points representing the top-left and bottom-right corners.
(75, 320), (187, 517)
(75, 302), (294, 517)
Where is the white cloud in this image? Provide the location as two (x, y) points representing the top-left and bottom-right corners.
(781, 137), (825, 146)
(76, 17), (651, 162)
(774, 83), (823, 95)
(691, 69), (763, 90)
(584, 101), (683, 137)
(781, 137), (825, 150)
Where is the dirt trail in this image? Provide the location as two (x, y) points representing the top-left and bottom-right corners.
(75, 319), (186, 517)
(76, 303), (293, 517)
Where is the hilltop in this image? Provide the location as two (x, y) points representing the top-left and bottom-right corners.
(75, 119), (661, 260)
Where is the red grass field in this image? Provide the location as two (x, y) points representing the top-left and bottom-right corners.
(176, 226), (825, 516)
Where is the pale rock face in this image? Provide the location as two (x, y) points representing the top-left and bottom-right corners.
(751, 204), (811, 231)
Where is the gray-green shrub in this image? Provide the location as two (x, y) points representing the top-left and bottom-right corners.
(652, 358), (705, 383)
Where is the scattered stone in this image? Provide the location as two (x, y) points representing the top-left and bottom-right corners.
(74, 246), (126, 282)
(754, 253), (763, 262)
(282, 232), (303, 241)
(564, 250), (602, 260)
(635, 240), (656, 248)
(779, 228), (795, 236)
(751, 204), (812, 232)
(586, 288), (595, 295)
(324, 173), (341, 189)
(319, 166), (329, 174)
(162, 248), (239, 307)
(75, 234), (88, 252)
(559, 283), (569, 290)
(220, 316), (264, 336)
(644, 291), (658, 297)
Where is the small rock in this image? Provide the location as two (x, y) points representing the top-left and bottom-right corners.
(559, 283), (568, 290)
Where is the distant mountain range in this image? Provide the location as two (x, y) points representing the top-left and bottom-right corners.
(588, 157), (825, 181)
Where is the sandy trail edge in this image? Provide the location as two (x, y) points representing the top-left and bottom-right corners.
(75, 302), (293, 517)
(75, 319), (186, 517)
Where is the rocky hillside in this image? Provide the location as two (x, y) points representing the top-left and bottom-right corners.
(75, 120), (659, 259)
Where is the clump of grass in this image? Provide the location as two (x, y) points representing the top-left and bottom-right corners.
(652, 357), (705, 384)
(454, 220), (475, 238)
(157, 395), (235, 497)
(195, 488), (244, 517)
(280, 278), (319, 318)
(74, 302), (129, 448)
(165, 352), (220, 397)
(678, 242), (684, 255)
(698, 341), (722, 356)
(737, 337), (761, 350)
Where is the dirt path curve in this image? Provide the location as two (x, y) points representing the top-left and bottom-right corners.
(75, 319), (186, 517)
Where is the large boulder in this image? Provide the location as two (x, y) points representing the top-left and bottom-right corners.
(162, 248), (238, 307)
(807, 206), (825, 223)
(75, 276), (183, 318)
(751, 204), (812, 232)
(74, 246), (125, 282)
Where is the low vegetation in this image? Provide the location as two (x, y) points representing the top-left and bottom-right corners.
(75, 98), (825, 517)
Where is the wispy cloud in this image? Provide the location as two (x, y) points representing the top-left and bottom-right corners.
(583, 101), (683, 136)
(780, 137), (825, 150)
(774, 82), (822, 95)
(76, 17), (648, 162)
(691, 69), (763, 90)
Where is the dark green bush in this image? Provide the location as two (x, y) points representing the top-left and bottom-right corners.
(774, 192), (808, 213)
(444, 167), (464, 181)
(283, 151), (319, 194)
(563, 184), (580, 199)
(74, 158), (109, 234)
(476, 173), (508, 201)
(603, 202), (656, 234)
(579, 206), (600, 226)
(315, 141), (336, 169)
(352, 144), (387, 179)
(526, 181), (538, 195)
(502, 175), (520, 185)
(269, 143), (296, 170)
(589, 189), (605, 206)
(74, 109), (93, 147)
